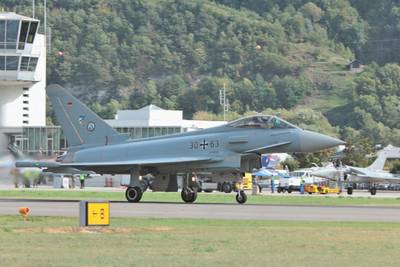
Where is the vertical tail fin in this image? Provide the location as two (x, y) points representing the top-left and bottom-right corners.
(367, 150), (388, 171)
(46, 84), (128, 147)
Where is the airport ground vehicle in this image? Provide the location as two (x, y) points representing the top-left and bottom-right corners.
(304, 184), (319, 194)
(277, 176), (300, 193)
(242, 173), (252, 190)
(305, 184), (341, 194)
(197, 172), (253, 193)
(277, 169), (323, 193)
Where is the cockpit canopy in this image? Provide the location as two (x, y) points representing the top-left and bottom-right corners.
(227, 115), (297, 129)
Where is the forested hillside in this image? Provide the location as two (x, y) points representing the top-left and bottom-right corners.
(2, 0), (400, 150)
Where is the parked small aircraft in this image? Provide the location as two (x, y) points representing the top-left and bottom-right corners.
(17, 84), (344, 203)
(312, 145), (400, 195)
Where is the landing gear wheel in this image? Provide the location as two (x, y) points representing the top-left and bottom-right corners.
(181, 187), (197, 203)
(236, 190), (247, 204)
(125, 186), (143, 202)
(347, 187), (353, 195)
(370, 187), (377, 196)
(222, 182), (233, 193)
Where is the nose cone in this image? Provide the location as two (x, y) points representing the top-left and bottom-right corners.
(299, 130), (345, 152)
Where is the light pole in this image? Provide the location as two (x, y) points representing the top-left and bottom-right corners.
(219, 82), (229, 121)
(32, 0), (35, 18)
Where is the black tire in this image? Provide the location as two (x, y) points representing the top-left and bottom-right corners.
(236, 190), (247, 204)
(277, 188), (282, 193)
(181, 187), (197, 203)
(347, 187), (353, 195)
(308, 192), (312, 195)
(222, 182), (233, 193)
(125, 186), (143, 202)
(287, 186), (293, 193)
(370, 187), (377, 196)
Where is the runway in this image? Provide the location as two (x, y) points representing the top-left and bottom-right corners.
(1, 199), (399, 221)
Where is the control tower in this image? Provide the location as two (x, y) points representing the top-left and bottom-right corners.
(0, 12), (46, 154)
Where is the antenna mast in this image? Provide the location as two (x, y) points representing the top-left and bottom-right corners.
(219, 82), (229, 121)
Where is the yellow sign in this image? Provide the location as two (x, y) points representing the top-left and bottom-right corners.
(87, 202), (110, 226)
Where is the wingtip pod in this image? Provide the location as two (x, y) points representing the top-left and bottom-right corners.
(15, 161), (61, 168)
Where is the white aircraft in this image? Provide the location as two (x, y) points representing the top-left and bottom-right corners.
(312, 145), (400, 195)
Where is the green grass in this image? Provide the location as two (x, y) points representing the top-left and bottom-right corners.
(0, 215), (400, 267)
(1, 189), (400, 206)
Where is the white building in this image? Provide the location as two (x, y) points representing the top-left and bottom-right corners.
(106, 105), (226, 139)
(0, 12), (47, 154)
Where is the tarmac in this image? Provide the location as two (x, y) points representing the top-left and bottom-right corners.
(0, 198), (399, 222)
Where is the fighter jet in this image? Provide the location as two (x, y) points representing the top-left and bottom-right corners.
(17, 84), (344, 204)
(312, 145), (400, 195)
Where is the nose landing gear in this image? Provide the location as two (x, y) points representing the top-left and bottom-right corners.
(236, 190), (247, 204)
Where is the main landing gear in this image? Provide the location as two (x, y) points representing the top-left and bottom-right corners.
(370, 186), (377, 196)
(125, 170), (248, 204)
(181, 187), (197, 203)
(347, 187), (353, 195)
(126, 168), (145, 203)
(125, 186), (143, 202)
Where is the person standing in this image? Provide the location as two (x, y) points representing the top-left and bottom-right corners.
(271, 176), (275, 193)
(300, 178), (305, 194)
(79, 174), (85, 189)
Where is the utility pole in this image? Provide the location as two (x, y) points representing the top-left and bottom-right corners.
(32, 0), (35, 18)
(219, 82), (229, 121)
(44, 0), (47, 40)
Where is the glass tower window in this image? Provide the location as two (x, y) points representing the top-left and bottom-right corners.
(0, 21), (4, 48)
(27, 21), (38, 43)
(6, 20), (18, 49)
(20, 56), (38, 72)
(27, 57), (38, 71)
(6, 56), (18, 70)
(20, 56), (29, 70)
(0, 56), (4, 70)
(18, 21), (29, 49)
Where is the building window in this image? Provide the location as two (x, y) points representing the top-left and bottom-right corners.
(18, 21), (29, 50)
(20, 56), (29, 70)
(0, 56), (4, 70)
(5, 56), (18, 70)
(23, 120), (29, 124)
(6, 20), (19, 49)
(23, 100), (29, 104)
(0, 20), (19, 49)
(23, 94), (29, 97)
(0, 20), (5, 48)
(23, 107), (29, 111)
(23, 114), (29, 117)
(20, 57), (38, 72)
(27, 21), (38, 44)
(23, 87), (29, 91)
(28, 57), (38, 71)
